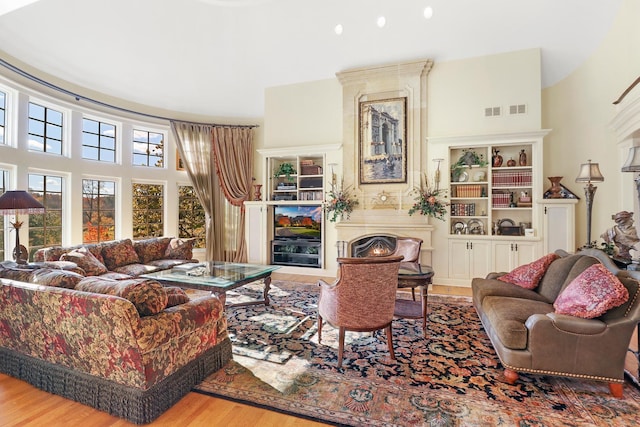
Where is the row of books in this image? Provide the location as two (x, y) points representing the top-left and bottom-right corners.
(492, 192), (512, 208)
(451, 203), (476, 216)
(492, 170), (532, 187)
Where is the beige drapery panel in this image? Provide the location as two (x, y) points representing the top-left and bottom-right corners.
(171, 121), (253, 262)
(212, 126), (253, 262)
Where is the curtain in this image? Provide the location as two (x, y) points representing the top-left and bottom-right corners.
(212, 126), (253, 262)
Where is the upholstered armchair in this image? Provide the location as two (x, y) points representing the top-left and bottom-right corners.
(317, 255), (403, 368)
(391, 237), (423, 300)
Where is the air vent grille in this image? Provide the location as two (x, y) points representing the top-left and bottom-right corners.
(509, 104), (527, 115)
(484, 106), (501, 117)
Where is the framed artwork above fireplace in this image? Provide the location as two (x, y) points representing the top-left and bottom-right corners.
(358, 97), (407, 184)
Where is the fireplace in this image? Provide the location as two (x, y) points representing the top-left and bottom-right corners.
(350, 235), (396, 257)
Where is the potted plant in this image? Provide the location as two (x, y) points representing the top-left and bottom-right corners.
(273, 162), (297, 182)
(451, 149), (488, 181)
(408, 174), (448, 221)
(325, 179), (358, 222)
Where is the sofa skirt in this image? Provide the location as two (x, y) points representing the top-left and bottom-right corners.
(0, 337), (232, 424)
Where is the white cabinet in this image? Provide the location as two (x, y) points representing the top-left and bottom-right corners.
(244, 202), (268, 264)
(492, 240), (539, 272)
(540, 199), (578, 253)
(448, 239), (492, 280)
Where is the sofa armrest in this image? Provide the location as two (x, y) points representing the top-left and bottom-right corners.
(485, 272), (507, 280)
(537, 312), (607, 334)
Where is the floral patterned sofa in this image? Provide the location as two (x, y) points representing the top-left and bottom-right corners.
(33, 237), (197, 278)
(0, 270), (232, 424)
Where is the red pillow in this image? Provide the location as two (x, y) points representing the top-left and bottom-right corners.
(554, 263), (629, 319)
(497, 253), (560, 289)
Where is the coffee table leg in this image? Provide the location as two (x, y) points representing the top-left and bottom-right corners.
(263, 276), (271, 306)
(421, 285), (428, 335)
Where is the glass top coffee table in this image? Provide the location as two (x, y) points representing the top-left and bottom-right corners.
(141, 261), (280, 308)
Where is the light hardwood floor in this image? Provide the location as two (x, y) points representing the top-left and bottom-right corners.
(0, 273), (471, 427)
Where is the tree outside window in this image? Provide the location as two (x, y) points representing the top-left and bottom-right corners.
(132, 183), (164, 238)
(132, 129), (164, 167)
(28, 174), (63, 258)
(82, 179), (116, 243)
(178, 185), (205, 248)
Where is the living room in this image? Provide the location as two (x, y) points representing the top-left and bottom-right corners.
(1, 0), (640, 425)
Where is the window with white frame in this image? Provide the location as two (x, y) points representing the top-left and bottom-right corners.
(28, 173), (63, 258)
(0, 90), (6, 145)
(28, 102), (63, 155)
(132, 183), (164, 238)
(82, 118), (116, 162)
(178, 185), (205, 248)
(0, 169), (7, 259)
(133, 129), (164, 167)
(82, 178), (116, 243)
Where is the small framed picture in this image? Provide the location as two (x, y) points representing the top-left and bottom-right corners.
(176, 150), (185, 171)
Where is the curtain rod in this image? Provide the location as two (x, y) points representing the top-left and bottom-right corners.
(0, 58), (259, 129)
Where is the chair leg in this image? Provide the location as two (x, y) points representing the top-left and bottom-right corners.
(411, 288), (416, 301)
(502, 368), (519, 384)
(338, 327), (345, 368)
(317, 314), (323, 343)
(609, 383), (623, 398)
(385, 324), (395, 360)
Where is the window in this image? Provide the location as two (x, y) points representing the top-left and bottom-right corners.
(132, 183), (164, 238)
(82, 179), (116, 243)
(0, 170), (7, 259)
(178, 185), (205, 248)
(82, 118), (116, 162)
(28, 102), (63, 155)
(28, 174), (63, 258)
(133, 129), (164, 167)
(0, 90), (6, 145)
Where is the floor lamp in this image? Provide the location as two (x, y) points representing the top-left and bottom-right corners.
(0, 190), (46, 263)
(575, 160), (604, 249)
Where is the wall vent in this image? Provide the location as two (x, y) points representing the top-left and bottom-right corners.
(484, 106), (501, 117)
(509, 104), (527, 115)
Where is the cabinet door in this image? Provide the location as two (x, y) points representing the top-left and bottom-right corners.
(245, 203), (266, 263)
(542, 202), (576, 253)
(448, 240), (471, 279)
(492, 241), (514, 273)
(513, 241), (538, 266)
(469, 240), (492, 278)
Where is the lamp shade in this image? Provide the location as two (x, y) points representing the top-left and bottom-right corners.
(622, 146), (640, 172)
(0, 191), (45, 215)
(575, 160), (604, 183)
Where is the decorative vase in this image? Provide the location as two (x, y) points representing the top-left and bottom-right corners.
(548, 176), (563, 198)
(506, 158), (516, 167)
(253, 184), (262, 201)
(492, 149), (503, 167)
(519, 149), (527, 166)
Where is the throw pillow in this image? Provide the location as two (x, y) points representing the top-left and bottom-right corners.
(101, 239), (140, 270)
(164, 238), (195, 260)
(134, 237), (172, 264)
(165, 286), (190, 307)
(30, 268), (85, 289)
(60, 247), (108, 276)
(498, 253), (560, 289)
(76, 277), (168, 316)
(554, 263), (629, 319)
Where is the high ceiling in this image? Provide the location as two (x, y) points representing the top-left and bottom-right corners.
(0, 0), (623, 119)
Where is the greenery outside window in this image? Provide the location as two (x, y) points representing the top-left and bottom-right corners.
(132, 183), (164, 238)
(133, 129), (164, 167)
(28, 102), (63, 155)
(82, 118), (116, 162)
(82, 179), (116, 243)
(178, 185), (205, 248)
(28, 174), (63, 258)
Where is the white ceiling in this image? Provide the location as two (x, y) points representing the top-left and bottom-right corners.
(0, 0), (623, 119)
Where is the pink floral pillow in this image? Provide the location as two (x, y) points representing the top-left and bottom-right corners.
(60, 247), (108, 276)
(554, 264), (629, 318)
(497, 253), (560, 289)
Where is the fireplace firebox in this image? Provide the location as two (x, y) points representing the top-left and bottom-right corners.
(350, 235), (397, 258)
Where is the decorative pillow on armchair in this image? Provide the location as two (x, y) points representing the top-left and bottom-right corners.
(554, 263), (629, 318)
(164, 238), (195, 260)
(497, 253), (560, 289)
(60, 247), (108, 276)
(101, 239), (140, 270)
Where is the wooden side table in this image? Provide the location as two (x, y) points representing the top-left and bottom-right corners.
(394, 262), (434, 335)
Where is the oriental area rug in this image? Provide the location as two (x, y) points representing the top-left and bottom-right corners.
(193, 281), (640, 426)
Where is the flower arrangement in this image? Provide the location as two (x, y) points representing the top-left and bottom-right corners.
(408, 174), (448, 220)
(325, 180), (358, 222)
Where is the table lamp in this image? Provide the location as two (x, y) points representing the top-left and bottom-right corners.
(575, 160), (604, 249)
(0, 190), (46, 263)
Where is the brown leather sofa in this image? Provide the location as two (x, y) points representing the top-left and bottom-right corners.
(472, 249), (640, 397)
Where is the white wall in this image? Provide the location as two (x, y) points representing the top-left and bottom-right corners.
(542, 0), (640, 249)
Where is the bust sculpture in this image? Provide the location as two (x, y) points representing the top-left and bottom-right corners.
(601, 210), (640, 260)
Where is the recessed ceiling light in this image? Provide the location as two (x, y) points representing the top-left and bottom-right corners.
(377, 16), (386, 28)
(334, 24), (343, 35)
(424, 6), (433, 19)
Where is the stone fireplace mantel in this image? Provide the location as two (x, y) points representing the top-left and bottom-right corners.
(335, 208), (434, 265)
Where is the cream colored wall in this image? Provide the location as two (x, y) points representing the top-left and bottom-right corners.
(427, 48), (541, 137)
(542, 0), (640, 250)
